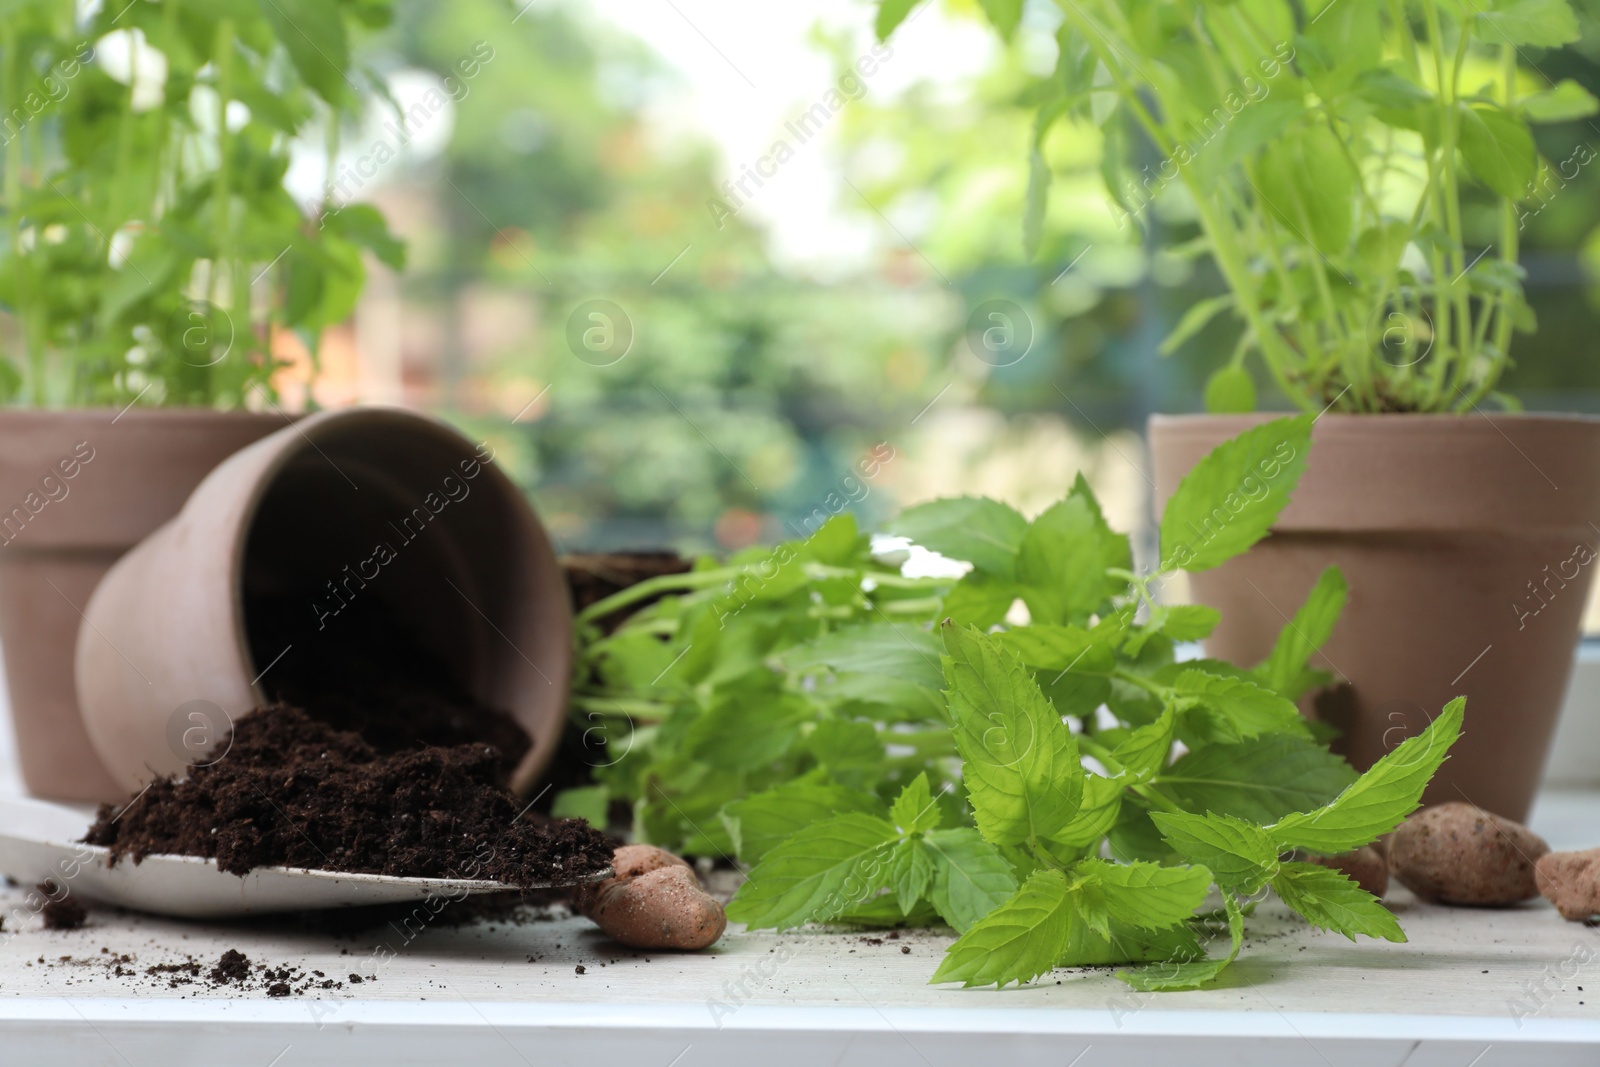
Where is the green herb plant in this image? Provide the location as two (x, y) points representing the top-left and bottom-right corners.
(0, 0), (404, 408)
(874, 0), (1594, 414)
(568, 416), (1464, 990)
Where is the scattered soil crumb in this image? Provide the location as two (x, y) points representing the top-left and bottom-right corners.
(37, 883), (87, 930)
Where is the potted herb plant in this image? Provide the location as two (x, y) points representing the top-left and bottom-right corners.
(873, 0), (1600, 820)
(0, 0), (403, 799)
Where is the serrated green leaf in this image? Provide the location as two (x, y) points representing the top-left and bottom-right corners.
(890, 496), (1029, 578)
(889, 839), (936, 913)
(1270, 697), (1464, 853)
(1070, 858), (1212, 938)
(1159, 415), (1312, 572)
(924, 827), (1019, 932)
(721, 779), (885, 865)
(941, 625), (1085, 845)
(1272, 862), (1405, 943)
(931, 869), (1074, 987)
(1254, 566), (1347, 700)
(1157, 736), (1357, 823)
(1016, 479), (1132, 625)
(1172, 668), (1312, 743)
(1111, 709), (1176, 781)
(726, 813), (901, 928)
(1048, 771), (1126, 848)
(1150, 811), (1279, 893)
(806, 719), (885, 790)
(890, 773), (941, 835)
(1117, 895), (1244, 991)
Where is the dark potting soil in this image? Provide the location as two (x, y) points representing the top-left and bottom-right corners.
(83, 705), (612, 886)
(562, 551), (691, 634)
(37, 883), (87, 930)
(250, 597), (533, 780)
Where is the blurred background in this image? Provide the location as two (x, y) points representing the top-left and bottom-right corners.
(16, 0), (1600, 607)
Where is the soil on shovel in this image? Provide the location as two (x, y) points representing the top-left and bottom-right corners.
(84, 705), (612, 885)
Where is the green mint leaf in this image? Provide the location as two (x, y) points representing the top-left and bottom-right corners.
(1117, 895), (1244, 991)
(805, 719), (887, 791)
(1110, 708), (1176, 781)
(1016, 478), (1132, 625)
(1109, 802), (1171, 863)
(1254, 566), (1347, 700)
(890, 772), (941, 835)
(1203, 365), (1257, 413)
(1521, 79), (1599, 122)
(976, 0), (1023, 39)
(1150, 811), (1279, 893)
(721, 779), (885, 865)
(889, 496), (1028, 578)
(786, 622), (945, 690)
(942, 571), (1020, 628)
(1070, 858), (1212, 938)
(1059, 915), (1205, 967)
(923, 827), (1020, 932)
(1049, 772), (1126, 848)
(941, 625), (1084, 845)
(1457, 103), (1537, 201)
(875, 0), (927, 41)
(551, 785), (609, 827)
(930, 869), (1074, 988)
(1171, 669), (1312, 744)
(1476, 0), (1580, 47)
(889, 839), (936, 913)
(993, 623), (1114, 673)
(1272, 862), (1405, 943)
(1156, 735), (1357, 824)
(1162, 605), (1221, 641)
(1160, 295), (1234, 357)
(725, 813), (900, 929)
(1270, 697), (1464, 853)
(1158, 415), (1311, 572)
(686, 688), (810, 770)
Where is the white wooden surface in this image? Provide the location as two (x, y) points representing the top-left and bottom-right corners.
(3, 694), (1600, 1062)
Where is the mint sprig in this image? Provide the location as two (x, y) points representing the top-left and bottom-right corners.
(575, 415), (1463, 992)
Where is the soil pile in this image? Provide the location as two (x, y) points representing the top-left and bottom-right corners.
(84, 705), (611, 886)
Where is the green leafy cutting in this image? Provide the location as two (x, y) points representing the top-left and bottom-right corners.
(571, 415), (1463, 990)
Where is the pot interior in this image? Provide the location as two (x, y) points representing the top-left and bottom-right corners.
(237, 423), (535, 735)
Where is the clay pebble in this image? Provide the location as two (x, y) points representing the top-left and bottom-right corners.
(1535, 849), (1600, 921)
(577, 844), (726, 951)
(1389, 802), (1548, 906)
(1307, 845), (1389, 898)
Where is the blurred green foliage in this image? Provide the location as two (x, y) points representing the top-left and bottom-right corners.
(0, 0), (404, 407)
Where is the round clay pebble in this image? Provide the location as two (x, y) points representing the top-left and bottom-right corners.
(1307, 845), (1388, 898)
(1389, 802), (1549, 906)
(1535, 849), (1600, 921)
(588, 866), (727, 950)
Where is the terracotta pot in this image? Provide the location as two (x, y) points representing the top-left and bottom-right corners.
(75, 407), (571, 799)
(1149, 413), (1600, 822)
(0, 409), (286, 801)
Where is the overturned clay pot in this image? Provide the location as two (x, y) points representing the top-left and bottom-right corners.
(75, 407), (571, 795)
